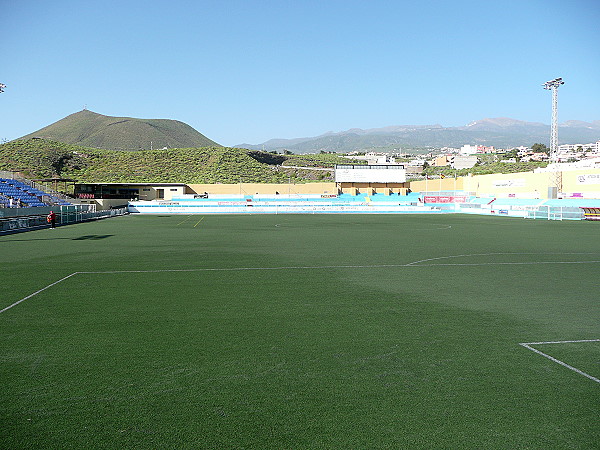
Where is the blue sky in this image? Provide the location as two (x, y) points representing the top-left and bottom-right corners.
(1, 0), (599, 146)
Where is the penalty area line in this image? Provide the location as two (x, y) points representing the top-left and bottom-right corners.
(61, 259), (600, 275)
(4, 256), (600, 314)
(519, 340), (600, 384)
(0, 272), (79, 314)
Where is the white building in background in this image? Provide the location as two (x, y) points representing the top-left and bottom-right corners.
(364, 152), (399, 165)
(534, 156), (600, 173)
(344, 152), (400, 165)
(558, 141), (600, 153)
(554, 141), (600, 163)
(459, 144), (495, 155)
(460, 145), (478, 155)
(452, 155), (478, 169)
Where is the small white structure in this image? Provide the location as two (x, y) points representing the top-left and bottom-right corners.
(452, 155), (478, 169)
(335, 164), (406, 183)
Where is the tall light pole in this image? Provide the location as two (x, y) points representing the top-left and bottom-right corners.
(0, 83), (6, 93)
(542, 77), (564, 198)
(542, 77), (564, 160)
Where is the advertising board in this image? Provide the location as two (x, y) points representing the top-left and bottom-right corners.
(423, 196), (468, 203)
(576, 174), (600, 185)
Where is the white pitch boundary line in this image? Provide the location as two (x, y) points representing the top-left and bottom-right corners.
(2, 253), (600, 314)
(519, 340), (600, 384)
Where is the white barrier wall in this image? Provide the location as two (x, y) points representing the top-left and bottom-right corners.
(128, 199), (439, 215)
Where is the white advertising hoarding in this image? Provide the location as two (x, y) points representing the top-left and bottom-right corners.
(576, 174), (600, 185)
(335, 165), (406, 183)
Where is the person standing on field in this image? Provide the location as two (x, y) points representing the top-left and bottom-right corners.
(47, 210), (56, 228)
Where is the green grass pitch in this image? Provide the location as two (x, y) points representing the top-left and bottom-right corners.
(1, 214), (599, 448)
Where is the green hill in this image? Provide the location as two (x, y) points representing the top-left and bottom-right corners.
(18, 110), (221, 151)
(0, 139), (345, 184)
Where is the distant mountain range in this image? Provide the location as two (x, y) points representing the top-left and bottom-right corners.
(236, 118), (600, 153)
(15, 112), (600, 154)
(18, 110), (221, 151)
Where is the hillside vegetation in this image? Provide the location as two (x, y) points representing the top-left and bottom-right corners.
(423, 161), (549, 179)
(18, 110), (220, 151)
(0, 139), (354, 184)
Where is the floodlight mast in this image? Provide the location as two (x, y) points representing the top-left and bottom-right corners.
(0, 83), (6, 93)
(542, 77), (564, 161)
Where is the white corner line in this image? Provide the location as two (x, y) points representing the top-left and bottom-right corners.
(0, 272), (79, 314)
(519, 341), (600, 384)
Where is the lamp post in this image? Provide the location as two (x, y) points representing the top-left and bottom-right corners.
(542, 77), (565, 161)
(542, 77), (565, 197)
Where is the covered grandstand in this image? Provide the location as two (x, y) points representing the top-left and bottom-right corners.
(0, 177), (72, 208)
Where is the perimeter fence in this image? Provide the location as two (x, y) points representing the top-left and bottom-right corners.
(0, 206), (128, 233)
(525, 206), (585, 221)
(458, 203), (585, 220)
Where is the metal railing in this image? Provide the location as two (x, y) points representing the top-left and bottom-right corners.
(525, 206), (584, 221)
(0, 206), (128, 233)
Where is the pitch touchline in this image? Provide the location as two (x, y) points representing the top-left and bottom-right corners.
(519, 340), (600, 384)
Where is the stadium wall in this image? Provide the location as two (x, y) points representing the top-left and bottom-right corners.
(462, 169), (600, 199)
(408, 169), (600, 199)
(560, 169), (600, 198)
(409, 177), (464, 192)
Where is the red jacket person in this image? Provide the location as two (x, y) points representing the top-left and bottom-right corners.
(47, 211), (56, 228)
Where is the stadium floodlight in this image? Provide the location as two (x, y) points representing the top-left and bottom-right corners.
(542, 77), (564, 160)
(0, 83), (6, 93)
(543, 77), (565, 197)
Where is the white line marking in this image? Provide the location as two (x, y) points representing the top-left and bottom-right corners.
(523, 339), (600, 345)
(3, 253), (599, 313)
(74, 259), (600, 275)
(411, 260), (600, 267)
(176, 215), (193, 226)
(77, 265), (409, 274)
(405, 252), (597, 266)
(519, 340), (600, 384)
(0, 272), (79, 314)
